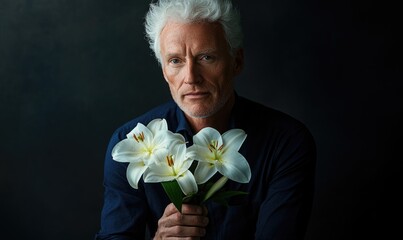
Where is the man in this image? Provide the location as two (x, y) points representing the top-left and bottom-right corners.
(95, 0), (316, 239)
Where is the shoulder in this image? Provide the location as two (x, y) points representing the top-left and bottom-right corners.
(235, 96), (316, 155)
(236, 96), (310, 134)
(237, 96), (316, 168)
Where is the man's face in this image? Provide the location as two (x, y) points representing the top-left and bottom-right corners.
(159, 21), (243, 118)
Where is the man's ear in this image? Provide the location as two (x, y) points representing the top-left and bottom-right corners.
(234, 48), (244, 75)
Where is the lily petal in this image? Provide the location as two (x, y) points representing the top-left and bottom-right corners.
(176, 170), (198, 195)
(222, 129), (247, 152)
(143, 168), (175, 183)
(112, 139), (142, 162)
(186, 145), (213, 163)
(193, 127), (222, 146)
(126, 162), (147, 189)
(147, 118), (168, 135)
(126, 123), (153, 145)
(194, 162), (218, 184)
(144, 148), (172, 175)
(154, 131), (185, 150)
(215, 151), (251, 183)
(171, 143), (188, 166)
(143, 143), (194, 185)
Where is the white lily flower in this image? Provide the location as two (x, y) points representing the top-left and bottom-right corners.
(144, 141), (198, 196)
(111, 118), (184, 189)
(188, 127), (251, 184)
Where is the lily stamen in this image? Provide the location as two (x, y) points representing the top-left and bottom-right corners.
(166, 155), (177, 175)
(166, 155), (174, 167)
(133, 132), (145, 142)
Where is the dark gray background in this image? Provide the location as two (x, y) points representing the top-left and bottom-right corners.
(1, 0), (400, 239)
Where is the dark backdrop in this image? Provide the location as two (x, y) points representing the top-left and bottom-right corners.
(1, 0), (400, 239)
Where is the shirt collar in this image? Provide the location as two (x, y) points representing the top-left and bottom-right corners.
(174, 105), (194, 144)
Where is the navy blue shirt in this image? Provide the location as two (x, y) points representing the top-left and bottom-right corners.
(95, 95), (316, 240)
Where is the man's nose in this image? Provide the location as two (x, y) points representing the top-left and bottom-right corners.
(184, 61), (201, 84)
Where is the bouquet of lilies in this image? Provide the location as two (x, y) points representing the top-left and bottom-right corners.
(111, 118), (251, 212)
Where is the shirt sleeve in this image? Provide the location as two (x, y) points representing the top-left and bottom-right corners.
(95, 131), (149, 240)
(255, 125), (317, 240)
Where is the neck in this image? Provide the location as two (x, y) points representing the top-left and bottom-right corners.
(185, 94), (235, 134)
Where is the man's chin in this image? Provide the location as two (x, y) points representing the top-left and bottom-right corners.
(180, 105), (214, 119)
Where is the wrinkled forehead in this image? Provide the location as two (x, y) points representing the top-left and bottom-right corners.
(159, 20), (228, 50)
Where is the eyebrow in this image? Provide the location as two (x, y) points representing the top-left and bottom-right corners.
(163, 53), (179, 59)
(164, 48), (217, 57)
(198, 48), (217, 55)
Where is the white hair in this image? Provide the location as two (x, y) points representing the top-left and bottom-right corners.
(144, 0), (243, 64)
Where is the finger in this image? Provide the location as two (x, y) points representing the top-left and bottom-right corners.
(161, 204), (208, 227)
(202, 205), (208, 216)
(175, 213), (209, 227)
(181, 204), (204, 215)
(166, 225), (206, 238)
(162, 203), (180, 217)
(156, 216), (207, 238)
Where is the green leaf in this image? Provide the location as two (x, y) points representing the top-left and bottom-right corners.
(208, 190), (248, 206)
(161, 180), (184, 212)
(202, 176), (228, 202)
(212, 190), (248, 200)
(211, 197), (230, 207)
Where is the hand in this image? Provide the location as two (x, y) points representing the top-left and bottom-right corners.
(153, 203), (209, 239)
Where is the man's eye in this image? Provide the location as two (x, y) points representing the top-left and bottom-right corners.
(201, 55), (212, 61)
(169, 58), (180, 64)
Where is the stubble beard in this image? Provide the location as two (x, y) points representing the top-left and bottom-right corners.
(176, 92), (231, 119)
